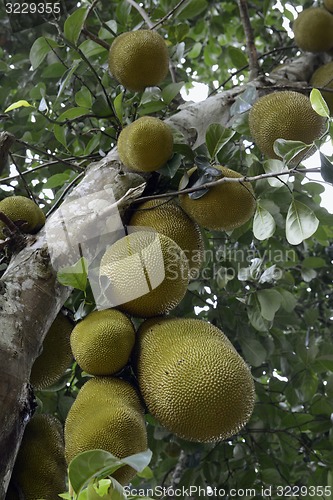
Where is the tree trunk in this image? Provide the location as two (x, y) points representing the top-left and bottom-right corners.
(0, 52), (323, 497)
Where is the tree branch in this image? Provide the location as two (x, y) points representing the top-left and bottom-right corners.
(238, 0), (259, 80)
(126, 0), (154, 28)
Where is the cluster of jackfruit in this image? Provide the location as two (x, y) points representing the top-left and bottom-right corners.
(7, 414), (67, 500)
(0, 195), (45, 239)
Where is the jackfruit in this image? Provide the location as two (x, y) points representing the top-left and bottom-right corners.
(129, 199), (204, 279)
(324, 0), (333, 13)
(310, 62), (333, 115)
(293, 8), (333, 52)
(10, 414), (67, 500)
(70, 309), (135, 376)
(108, 29), (169, 92)
(0, 195), (45, 238)
(30, 312), (73, 390)
(99, 230), (189, 318)
(179, 165), (256, 232)
(248, 91), (326, 159)
(135, 317), (255, 442)
(117, 116), (174, 172)
(64, 377), (148, 485)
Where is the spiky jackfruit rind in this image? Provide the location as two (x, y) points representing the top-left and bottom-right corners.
(129, 199), (204, 279)
(248, 91), (327, 159)
(310, 62), (333, 115)
(30, 313), (73, 390)
(70, 309), (135, 376)
(64, 377), (148, 485)
(117, 117), (174, 172)
(179, 165), (256, 232)
(108, 30), (169, 92)
(293, 8), (333, 52)
(99, 231), (189, 318)
(10, 414), (67, 500)
(0, 195), (45, 238)
(136, 317), (255, 443)
(324, 0), (333, 13)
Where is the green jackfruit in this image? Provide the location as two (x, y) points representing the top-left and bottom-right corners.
(108, 30), (169, 92)
(99, 230), (189, 318)
(311, 62), (333, 115)
(117, 117), (173, 172)
(293, 8), (333, 52)
(179, 165), (256, 232)
(30, 312), (73, 390)
(0, 195), (45, 239)
(129, 199), (204, 279)
(135, 317), (255, 442)
(70, 309), (135, 376)
(64, 377), (148, 485)
(248, 91), (327, 160)
(324, 0), (333, 13)
(10, 414), (67, 500)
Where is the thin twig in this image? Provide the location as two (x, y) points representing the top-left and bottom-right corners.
(151, 0), (188, 29)
(82, 28), (110, 50)
(15, 139), (84, 172)
(238, 0), (259, 80)
(126, 0), (154, 28)
(9, 154), (36, 202)
(130, 166), (322, 205)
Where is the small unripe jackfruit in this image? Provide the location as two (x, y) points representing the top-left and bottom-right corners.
(10, 414), (67, 500)
(129, 199), (204, 279)
(118, 117), (174, 172)
(70, 309), (135, 376)
(179, 165), (256, 232)
(99, 230), (189, 318)
(136, 317), (255, 442)
(64, 377), (148, 485)
(0, 195), (45, 238)
(108, 30), (169, 92)
(311, 62), (333, 115)
(249, 91), (326, 159)
(293, 8), (333, 52)
(30, 313), (73, 390)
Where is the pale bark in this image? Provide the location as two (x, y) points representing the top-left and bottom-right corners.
(0, 51), (324, 497)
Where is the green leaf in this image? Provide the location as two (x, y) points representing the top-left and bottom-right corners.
(162, 82), (184, 105)
(239, 337), (267, 367)
(75, 87), (93, 109)
(53, 123), (67, 148)
(253, 204), (276, 240)
(84, 133), (102, 156)
(247, 294), (270, 332)
(43, 173), (72, 189)
(57, 107), (89, 122)
(227, 46), (248, 68)
(273, 139), (311, 164)
(320, 152), (333, 184)
(285, 200), (319, 245)
(29, 37), (59, 70)
(177, 0), (208, 20)
(64, 7), (89, 45)
(277, 289), (297, 312)
(113, 92), (124, 123)
(68, 449), (152, 495)
(205, 123), (235, 158)
(4, 100), (34, 113)
(256, 289), (282, 321)
(56, 60), (81, 101)
(302, 257), (326, 269)
(310, 88), (330, 118)
(262, 159), (288, 188)
(57, 257), (88, 291)
(230, 84), (257, 115)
